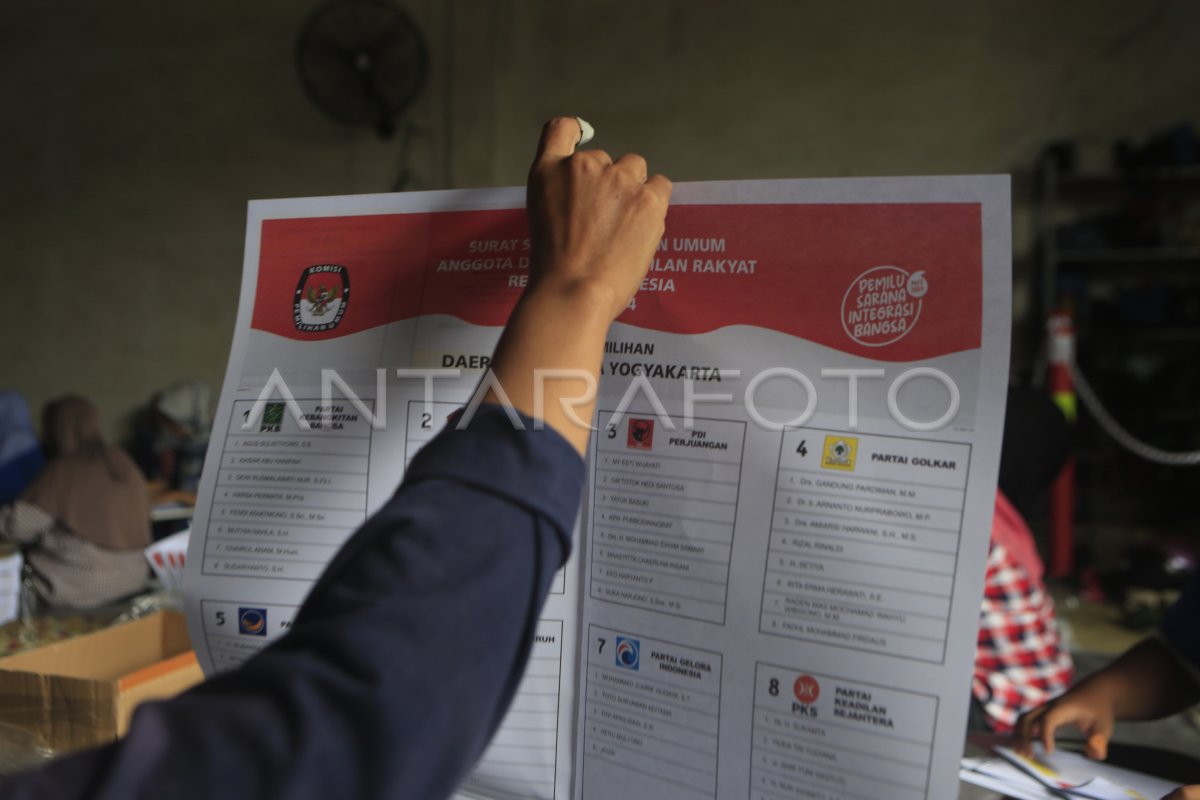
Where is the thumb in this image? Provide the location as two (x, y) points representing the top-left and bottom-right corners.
(1084, 719), (1112, 761)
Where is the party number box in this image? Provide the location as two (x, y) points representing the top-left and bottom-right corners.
(0, 611), (204, 754)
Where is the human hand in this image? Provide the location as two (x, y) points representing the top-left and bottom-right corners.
(1013, 684), (1117, 760)
(1161, 786), (1200, 800)
(525, 116), (671, 320)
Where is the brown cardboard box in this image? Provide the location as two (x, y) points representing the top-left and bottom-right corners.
(0, 611), (204, 754)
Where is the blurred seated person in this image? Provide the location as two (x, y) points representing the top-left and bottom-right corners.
(0, 395), (151, 609)
(0, 390), (45, 506)
(972, 387), (1075, 732)
(132, 379), (213, 504)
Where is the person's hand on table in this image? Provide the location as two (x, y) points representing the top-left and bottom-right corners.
(1013, 668), (1199, 800)
(1013, 682), (1117, 760)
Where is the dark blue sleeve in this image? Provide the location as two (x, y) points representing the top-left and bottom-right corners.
(1161, 571), (1200, 672)
(0, 447), (44, 506)
(0, 405), (585, 800)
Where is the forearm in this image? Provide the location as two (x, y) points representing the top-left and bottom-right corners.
(481, 116), (668, 456)
(1079, 638), (1200, 721)
(485, 279), (615, 453)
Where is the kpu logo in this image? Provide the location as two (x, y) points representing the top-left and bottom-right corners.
(238, 607), (268, 636)
(294, 264), (350, 332)
(627, 418), (654, 450)
(614, 637), (640, 670)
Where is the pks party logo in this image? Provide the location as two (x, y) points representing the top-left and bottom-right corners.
(794, 674), (820, 704)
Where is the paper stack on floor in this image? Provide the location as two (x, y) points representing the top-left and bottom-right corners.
(0, 551), (22, 625)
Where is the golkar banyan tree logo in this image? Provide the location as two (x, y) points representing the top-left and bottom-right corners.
(294, 264), (350, 332)
(841, 265), (927, 347)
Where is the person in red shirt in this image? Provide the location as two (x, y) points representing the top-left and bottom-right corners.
(973, 490), (1075, 732)
(972, 388), (1075, 732)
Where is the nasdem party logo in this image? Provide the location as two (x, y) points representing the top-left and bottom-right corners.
(293, 264), (350, 332)
(615, 637), (640, 670)
(238, 607), (268, 636)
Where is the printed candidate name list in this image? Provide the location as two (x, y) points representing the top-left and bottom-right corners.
(205, 399), (373, 581)
(591, 412), (745, 625)
(761, 427), (971, 663)
(583, 625), (722, 800)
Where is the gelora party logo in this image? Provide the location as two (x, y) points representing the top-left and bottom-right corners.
(614, 637), (640, 670)
(841, 265), (927, 347)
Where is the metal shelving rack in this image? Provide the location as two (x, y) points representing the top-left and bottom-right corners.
(1033, 157), (1200, 567)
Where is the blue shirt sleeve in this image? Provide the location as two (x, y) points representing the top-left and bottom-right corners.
(0, 405), (585, 800)
(1161, 571), (1200, 673)
(0, 447), (45, 506)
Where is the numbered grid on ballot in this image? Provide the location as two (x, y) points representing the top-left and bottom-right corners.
(760, 428), (971, 664)
(751, 662), (937, 800)
(583, 625), (721, 800)
(205, 399), (373, 581)
(591, 412), (745, 624)
(199, 600), (298, 672)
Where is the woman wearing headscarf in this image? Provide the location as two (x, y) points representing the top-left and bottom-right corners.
(0, 395), (151, 609)
(0, 390), (45, 506)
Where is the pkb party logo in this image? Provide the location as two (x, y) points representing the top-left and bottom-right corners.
(294, 264), (350, 332)
(841, 265), (927, 347)
(238, 607), (268, 636)
(614, 637), (640, 670)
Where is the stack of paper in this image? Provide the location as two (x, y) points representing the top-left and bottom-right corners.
(961, 743), (1180, 799)
(0, 551), (22, 624)
(145, 530), (190, 594)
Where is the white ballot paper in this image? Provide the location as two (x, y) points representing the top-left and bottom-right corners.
(961, 745), (1179, 800)
(184, 177), (1011, 800)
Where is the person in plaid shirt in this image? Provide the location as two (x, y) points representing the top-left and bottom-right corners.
(970, 388), (1076, 732)
(973, 490), (1075, 732)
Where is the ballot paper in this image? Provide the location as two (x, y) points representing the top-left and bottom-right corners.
(959, 746), (1180, 800)
(184, 177), (1011, 800)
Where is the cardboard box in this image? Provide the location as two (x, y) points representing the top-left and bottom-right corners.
(0, 611), (204, 754)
